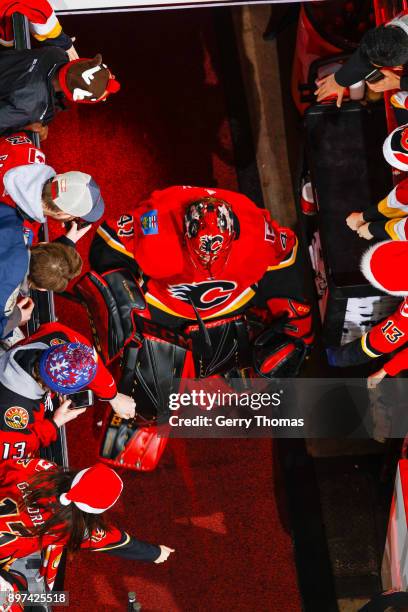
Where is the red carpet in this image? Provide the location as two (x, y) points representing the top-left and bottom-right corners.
(43, 9), (301, 611)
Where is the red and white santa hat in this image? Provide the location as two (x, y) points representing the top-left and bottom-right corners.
(360, 240), (408, 296)
(383, 123), (408, 171)
(59, 463), (123, 514)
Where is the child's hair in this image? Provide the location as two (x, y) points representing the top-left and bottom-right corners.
(22, 468), (107, 553)
(29, 243), (82, 292)
(41, 181), (61, 214)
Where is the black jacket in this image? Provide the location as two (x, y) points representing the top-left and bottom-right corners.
(0, 46), (68, 135)
(358, 591), (408, 611)
(335, 46), (408, 90)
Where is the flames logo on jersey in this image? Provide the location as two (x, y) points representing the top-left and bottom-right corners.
(50, 338), (66, 346)
(168, 280), (237, 310)
(90, 528), (107, 543)
(4, 407), (29, 430)
(199, 234), (223, 262)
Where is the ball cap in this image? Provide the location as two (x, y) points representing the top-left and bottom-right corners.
(51, 171), (105, 222)
(59, 464), (123, 514)
(383, 123), (408, 171)
(39, 342), (97, 394)
(360, 240), (408, 296)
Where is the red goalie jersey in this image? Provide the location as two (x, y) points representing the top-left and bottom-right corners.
(94, 186), (313, 344)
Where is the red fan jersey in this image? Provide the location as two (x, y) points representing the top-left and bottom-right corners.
(0, 1), (62, 48)
(0, 322), (117, 462)
(360, 297), (408, 376)
(0, 133), (46, 207)
(0, 132), (46, 243)
(363, 178), (408, 241)
(0, 458), (160, 570)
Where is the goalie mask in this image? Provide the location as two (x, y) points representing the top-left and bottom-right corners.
(184, 198), (236, 277)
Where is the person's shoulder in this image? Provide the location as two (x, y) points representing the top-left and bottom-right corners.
(37, 46), (67, 61)
(30, 47), (68, 77)
(17, 457), (57, 472)
(29, 46), (67, 60)
(0, 201), (22, 224)
(0, 47), (58, 64)
(0, 205), (26, 257)
(29, 457), (58, 473)
(0, 457), (57, 483)
(9, 47), (67, 80)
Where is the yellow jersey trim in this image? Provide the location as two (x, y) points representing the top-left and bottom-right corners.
(92, 532), (131, 552)
(267, 238), (298, 271)
(361, 333), (380, 358)
(33, 22), (62, 42)
(385, 218), (401, 241)
(97, 226), (135, 259)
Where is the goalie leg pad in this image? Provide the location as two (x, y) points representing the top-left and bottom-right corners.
(74, 268), (144, 364)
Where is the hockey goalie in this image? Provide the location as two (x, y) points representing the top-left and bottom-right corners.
(74, 186), (313, 471)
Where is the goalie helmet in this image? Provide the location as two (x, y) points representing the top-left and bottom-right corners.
(184, 197), (236, 277)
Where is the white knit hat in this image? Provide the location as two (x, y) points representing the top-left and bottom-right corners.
(360, 240), (408, 296)
(383, 124), (408, 171)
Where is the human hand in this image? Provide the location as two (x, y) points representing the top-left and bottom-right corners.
(17, 297), (34, 325)
(109, 393), (136, 419)
(315, 73), (346, 107)
(367, 368), (387, 389)
(65, 221), (92, 243)
(38, 125), (48, 141)
(53, 399), (87, 427)
(346, 212), (365, 231)
(367, 69), (401, 92)
(154, 545), (175, 564)
(66, 39), (79, 61)
(24, 122), (49, 141)
(357, 223), (373, 240)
